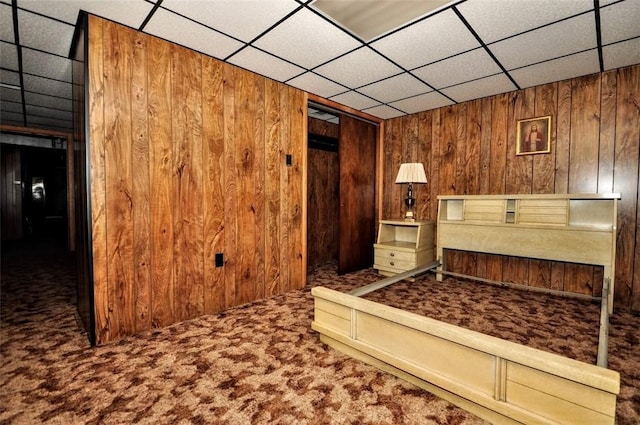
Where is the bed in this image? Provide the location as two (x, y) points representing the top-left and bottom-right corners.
(311, 193), (621, 425)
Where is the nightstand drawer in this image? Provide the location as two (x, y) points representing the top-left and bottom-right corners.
(374, 248), (415, 262)
(374, 255), (416, 271)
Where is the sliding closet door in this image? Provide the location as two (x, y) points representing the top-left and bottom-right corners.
(338, 115), (376, 274)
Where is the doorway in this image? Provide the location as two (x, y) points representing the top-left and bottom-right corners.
(306, 99), (382, 275)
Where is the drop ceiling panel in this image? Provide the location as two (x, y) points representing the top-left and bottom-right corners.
(441, 73), (516, 103)
(1, 101), (23, 114)
(18, 0), (154, 28)
(18, 9), (74, 57)
(600, 0), (640, 45)
(228, 46), (304, 83)
(23, 74), (72, 99)
(358, 73), (431, 103)
(329, 91), (381, 111)
(489, 12), (597, 71)
(27, 115), (72, 130)
(26, 105), (73, 121)
(370, 9), (479, 70)
(1, 88), (22, 103)
(1, 4), (14, 43)
(457, 0), (593, 44)
(22, 49), (72, 83)
(314, 47), (403, 88)
(1, 41), (19, 71)
(510, 50), (600, 89)
(363, 104), (405, 119)
(603, 38), (640, 71)
(161, 0), (299, 43)
(25, 92), (72, 111)
(389, 91), (453, 115)
(287, 72), (347, 98)
(253, 8), (362, 69)
(1, 70), (20, 87)
(1, 111), (24, 123)
(412, 48), (501, 89)
(144, 8), (244, 60)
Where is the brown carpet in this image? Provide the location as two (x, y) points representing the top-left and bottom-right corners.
(1, 239), (639, 424)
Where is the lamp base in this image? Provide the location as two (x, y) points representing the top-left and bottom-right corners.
(404, 210), (416, 221)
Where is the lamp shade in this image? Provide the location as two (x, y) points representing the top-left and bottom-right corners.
(395, 163), (427, 184)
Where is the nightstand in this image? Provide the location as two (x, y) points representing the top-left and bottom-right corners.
(374, 220), (435, 277)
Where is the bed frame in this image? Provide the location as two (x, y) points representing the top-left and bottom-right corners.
(311, 193), (621, 425)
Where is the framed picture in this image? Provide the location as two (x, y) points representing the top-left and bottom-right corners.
(516, 116), (551, 155)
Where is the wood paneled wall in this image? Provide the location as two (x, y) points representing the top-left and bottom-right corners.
(307, 118), (339, 267)
(86, 16), (305, 344)
(382, 65), (640, 312)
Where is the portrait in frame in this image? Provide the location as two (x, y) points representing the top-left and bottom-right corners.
(516, 116), (551, 155)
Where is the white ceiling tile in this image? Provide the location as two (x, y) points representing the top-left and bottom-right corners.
(144, 8), (244, 60)
(315, 47), (402, 88)
(0, 69), (20, 87)
(228, 46), (304, 82)
(357, 73), (431, 103)
(18, 9), (74, 57)
(1, 87), (22, 103)
(0, 42), (19, 71)
(329, 91), (380, 110)
(2, 102), (23, 113)
(27, 114), (72, 129)
(490, 13), (596, 70)
(23, 74), (72, 99)
(457, 0), (593, 44)
(254, 8), (362, 69)
(1, 111), (24, 123)
(510, 50), (600, 88)
(441, 73), (516, 103)
(370, 9), (479, 70)
(1, 4), (14, 43)
(603, 38), (640, 71)
(22, 48), (72, 83)
(161, 0), (299, 43)
(389, 91), (453, 114)
(25, 92), (72, 111)
(600, 0), (640, 45)
(287, 72), (347, 98)
(362, 104), (404, 119)
(19, 0), (154, 28)
(412, 48), (501, 89)
(27, 105), (73, 121)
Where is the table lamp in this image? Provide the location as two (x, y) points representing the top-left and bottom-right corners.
(395, 162), (427, 221)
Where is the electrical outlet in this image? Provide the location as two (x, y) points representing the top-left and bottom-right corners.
(286, 154), (292, 166)
(215, 253), (224, 267)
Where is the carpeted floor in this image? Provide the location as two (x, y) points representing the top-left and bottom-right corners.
(1, 238), (639, 424)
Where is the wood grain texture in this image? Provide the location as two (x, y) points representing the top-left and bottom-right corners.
(131, 32), (151, 333)
(202, 56), (225, 315)
(264, 79), (282, 297)
(86, 17), (306, 344)
(148, 35), (174, 329)
(382, 65), (640, 311)
(88, 16), (109, 344)
(307, 145), (338, 268)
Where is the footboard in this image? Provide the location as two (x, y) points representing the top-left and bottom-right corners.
(311, 286), (619, 425)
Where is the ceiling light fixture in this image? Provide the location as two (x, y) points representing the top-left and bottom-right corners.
(310, 0), (452, 41)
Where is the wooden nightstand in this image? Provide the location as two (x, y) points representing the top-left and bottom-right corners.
(374, 220), (435, 277)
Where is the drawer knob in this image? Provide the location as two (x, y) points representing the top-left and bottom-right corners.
(389, 261), (395, 266)
(389, 252), (395, 257)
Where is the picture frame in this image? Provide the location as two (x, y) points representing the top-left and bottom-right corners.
(516, 116), (551, 155)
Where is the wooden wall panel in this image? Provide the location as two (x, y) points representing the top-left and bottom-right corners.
(148, 35), (174, 329)
(202, 56), (225, 315)
(87, 16), (306, 344)
(89, 17), (109, 344)
(382, 65), (640, 312)
(131, 31), (151, 333)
